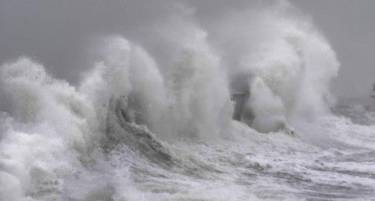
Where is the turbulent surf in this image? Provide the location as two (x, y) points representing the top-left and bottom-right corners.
(1, 1), (374, 200)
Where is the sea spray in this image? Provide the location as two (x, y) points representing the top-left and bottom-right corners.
(80, 36), (169, 136)
(0, 58), (100, 200)
(0, 1), (348, 200)
(246, 77), (287, 133)
(212, 5), (340, 131)
(80, 33), (233, 141)
(166, 30), (233, 140)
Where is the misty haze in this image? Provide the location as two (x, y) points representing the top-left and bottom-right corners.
(1, 0), (375, 200)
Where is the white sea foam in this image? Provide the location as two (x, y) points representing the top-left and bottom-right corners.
(1, 1), (374, 201)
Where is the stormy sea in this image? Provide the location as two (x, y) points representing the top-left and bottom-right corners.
(1, 1), (375, 200)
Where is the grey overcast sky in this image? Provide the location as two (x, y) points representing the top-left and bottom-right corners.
(0, 0), (374, 99)
(290, 0), (375, 99)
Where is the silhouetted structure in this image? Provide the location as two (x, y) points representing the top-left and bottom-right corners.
(371, 83), (375, 99)
(231, 91), (250, 121)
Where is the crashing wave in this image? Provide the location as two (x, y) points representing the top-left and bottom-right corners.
(0, 1), (348, 200)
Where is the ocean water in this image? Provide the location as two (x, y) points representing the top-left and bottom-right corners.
(1, 1), (375, 200)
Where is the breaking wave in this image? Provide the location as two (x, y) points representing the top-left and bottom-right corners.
(2, 1), (374, 200)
